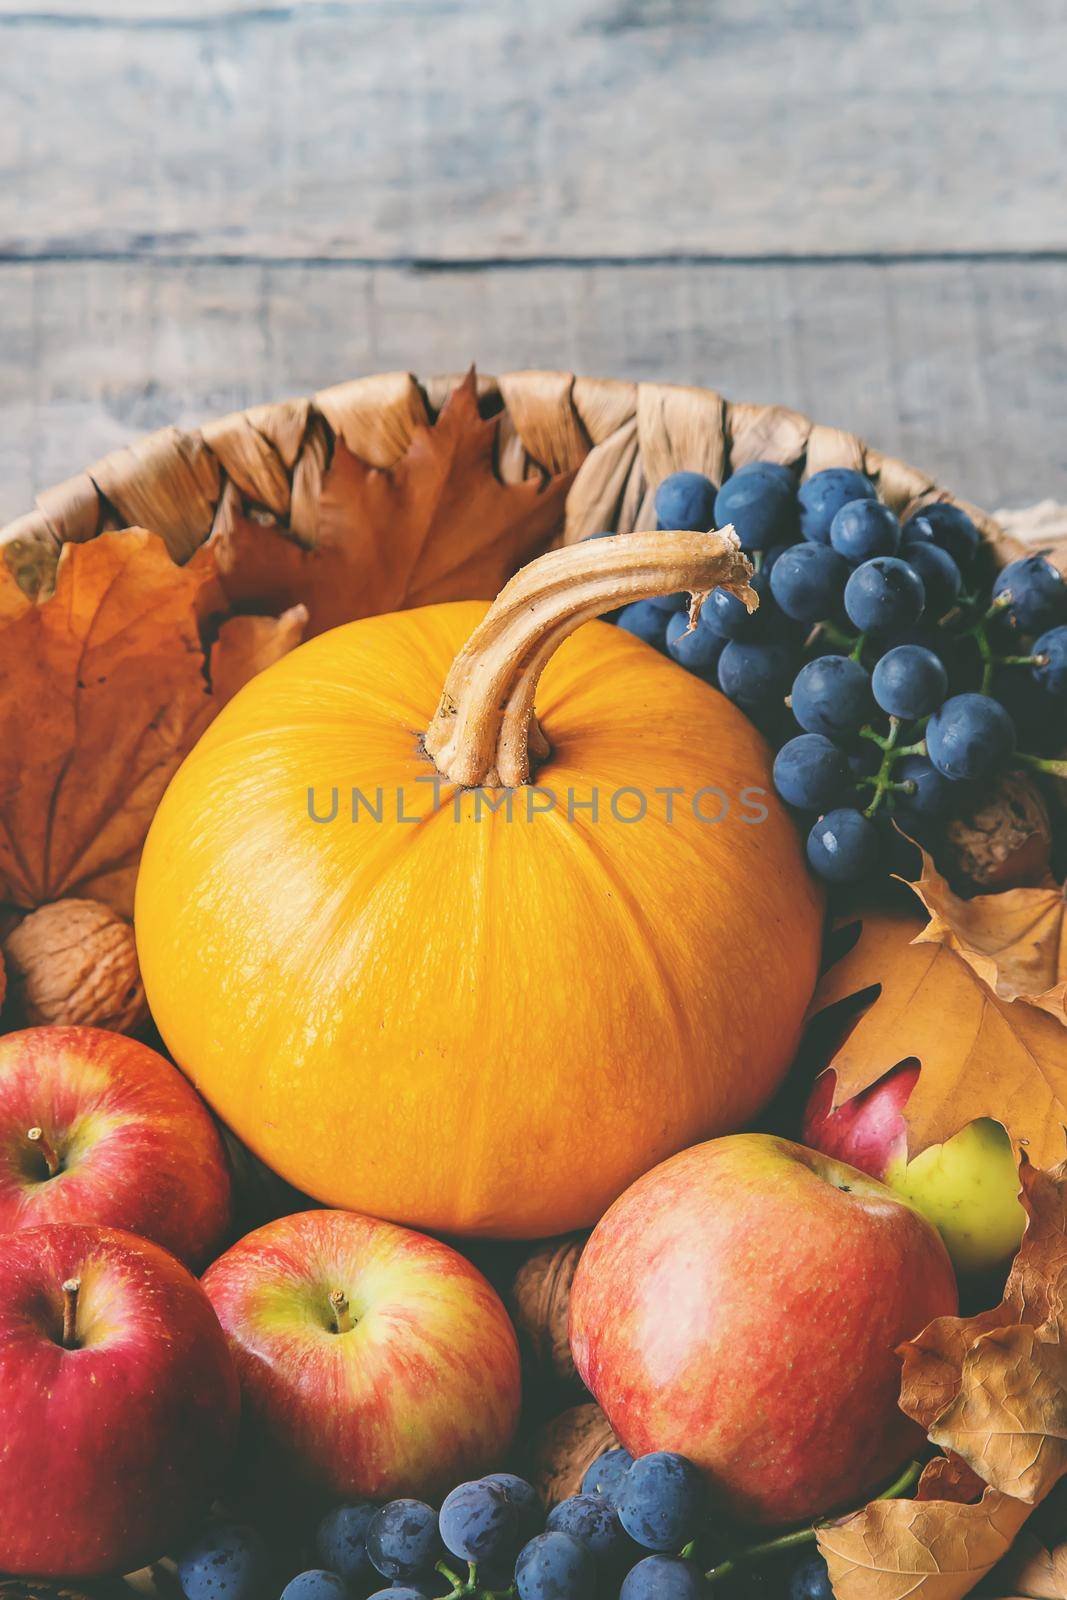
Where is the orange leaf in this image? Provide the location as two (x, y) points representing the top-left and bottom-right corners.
(209, 604), (309, 707)
(201, 371), (577, 636)
(911, 850), (1067, 1029)
(810, 909), (1067, 1167)
(0, 530), (215, 919)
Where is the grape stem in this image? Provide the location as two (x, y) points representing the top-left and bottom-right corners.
(862, 716), (902, 817)
(702, 1459), (923, 1586)
(435, 1557), (515, 1599)
(1017, 752), (1067, 779)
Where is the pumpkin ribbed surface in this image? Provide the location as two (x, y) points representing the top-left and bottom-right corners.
(136, 598), (822, 1237)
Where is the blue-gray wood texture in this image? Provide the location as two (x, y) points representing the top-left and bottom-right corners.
(1, 0), (1065, 521)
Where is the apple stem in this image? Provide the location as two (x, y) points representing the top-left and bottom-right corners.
(703, 1459), (923, 1585)
(61, 1278), (81, 1349)
(328, 1289), (356, 1335)
(27, 1126), (60, 1177)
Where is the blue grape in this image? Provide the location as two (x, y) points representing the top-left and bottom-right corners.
(314, 1502), (377, 1587)
(176, 1524), (273, 1600)
(993, 555), (1067, 636)
(769, 542), (849, 622)
(439, 1479), (520, 1568)
(844, 556), (925, 634)
(367, 1590), (430, 1600)
(703, 565), (789, 641)
(926, 693), (1016, 780)
(666, 609), (726, 679)
(773, 734), (852, 810)
(655, 470), (717, 532)
(581, 1447), (634, 1505)
(714, 461), (798, 550)
(789, 1554), (834, 1600)
(616, 600), (669, 650)
(903, 504), (980, 571)
(895, 753), (957, 817)
(484, 1473), (543, 1541)
(871, 644), (948, 719)
(798, 468), (877, 543)
(806, 808), (880, 883)
(616, 1452), (705, 1552)
(367, 1500), (442, 1582)
(546, 1494), (633, 1573)
(280, 1573), (349, 1600)
(515, 1531), (597, 1600)
(621, 1555), (707, 1600)
(829, 499), (900, 565)
(900, 540), (962, 619)
(1033, 625), (1067, 697)
(791, 655), (872, 739)
(718, 638), (796, 708)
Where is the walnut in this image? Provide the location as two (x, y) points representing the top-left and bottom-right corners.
(1, 899), (149, 1034)
(526, 1403), (620, 1509)
(941, 769), (1053, 892)
(508, 1232), (587, 1388)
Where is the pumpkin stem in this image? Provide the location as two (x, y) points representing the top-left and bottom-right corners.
(424, 528), (754, 788)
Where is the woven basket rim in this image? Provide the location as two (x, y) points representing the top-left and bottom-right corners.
(0, 370), (1005, 583)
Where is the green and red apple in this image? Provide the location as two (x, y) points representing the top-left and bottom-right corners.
(569, 1133), (957, 1526)
(0, 1222), (239, 1577)
(0, 1025), (232, 1269)
(203, 1208), (521, 1502)
(802, 1064), (1025, 1275)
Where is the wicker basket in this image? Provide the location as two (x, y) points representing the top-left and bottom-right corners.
(0, 369), (1011, 599)
(0, 372), (1038, 1599)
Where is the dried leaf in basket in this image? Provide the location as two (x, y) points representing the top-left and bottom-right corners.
(0, 528), (215, 919)
(201, 370), (576, 636)
(819, 1159), (1067, 1600)
(910, 850), (1067, 1029)
(209, 602), (309, 706)
(809, 909), (1067, 1167)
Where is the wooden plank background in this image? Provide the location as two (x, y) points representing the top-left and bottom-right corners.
(1, 0), (1065, 523)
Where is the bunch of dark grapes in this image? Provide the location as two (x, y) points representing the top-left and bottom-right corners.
(173, 1449), (743, 1599)
(610, 466), (1067, 885)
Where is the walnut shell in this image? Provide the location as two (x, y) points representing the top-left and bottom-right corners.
(527, 1402), (619, 1509)
(509, 1232), (587, 1387)
(941, 769), (1053, 892)
(1, 899), (149, 1034)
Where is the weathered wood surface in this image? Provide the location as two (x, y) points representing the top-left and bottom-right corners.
(2, 259), (1064, 523)
(1, 0), (1065, 524)
(2, 0), (1066, 260)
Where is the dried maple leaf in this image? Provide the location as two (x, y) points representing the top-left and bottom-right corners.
(820, 1161), (1067, 1600)
(911, 850), (1067, 1029)
(200, 370), (577, 636)
(809, 909), (1067, 1168)
(0, 529), (216, 919)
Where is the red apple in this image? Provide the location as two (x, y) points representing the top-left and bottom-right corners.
(0, 1222), (240, 1577)
(202, 1209), (521, 1501)
(0, 1026), (231, 1268)
(569, 1133), (958, 1525)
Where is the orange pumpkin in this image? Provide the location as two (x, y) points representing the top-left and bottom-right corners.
(135, 531), (823, 1236)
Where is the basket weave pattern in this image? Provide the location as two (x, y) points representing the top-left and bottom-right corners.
(0, 370), (1005, 597)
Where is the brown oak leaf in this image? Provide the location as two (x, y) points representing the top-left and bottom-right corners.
(818, 1486), (1032, 1600)
(0, 528), (216, 919)
(990, 1528), (1067, 1597)
(911, 849), (1067, 1029)
(200, 370), (577, 636)
(809, 909), (1067, 1167)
